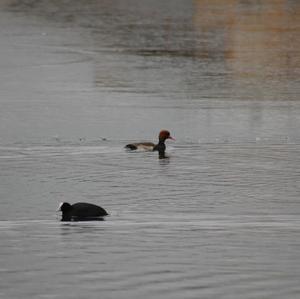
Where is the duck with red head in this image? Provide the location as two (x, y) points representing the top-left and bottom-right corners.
(125, 130), (174, 159)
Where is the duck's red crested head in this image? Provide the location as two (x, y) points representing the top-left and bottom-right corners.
(158, 130), (175, 141)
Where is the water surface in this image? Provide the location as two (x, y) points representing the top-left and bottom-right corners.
(0, 1), (300, 298)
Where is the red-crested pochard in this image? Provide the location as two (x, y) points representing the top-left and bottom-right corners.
(125, 130), (174, 159)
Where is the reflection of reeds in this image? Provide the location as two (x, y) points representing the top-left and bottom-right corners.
(193, 0), (300, 79)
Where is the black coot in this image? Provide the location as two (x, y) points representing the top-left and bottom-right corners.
(58, 202), (108, 221)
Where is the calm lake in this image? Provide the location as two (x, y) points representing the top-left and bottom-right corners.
(0, 1), (300, 298)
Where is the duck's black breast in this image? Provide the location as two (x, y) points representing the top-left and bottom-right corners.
(63, 202), (108, 221)
(153, 142), (166, 159)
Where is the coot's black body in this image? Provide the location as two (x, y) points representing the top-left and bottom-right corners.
(58, 202), (108, 221)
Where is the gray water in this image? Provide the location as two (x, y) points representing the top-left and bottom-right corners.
(1, 1), (300, 298)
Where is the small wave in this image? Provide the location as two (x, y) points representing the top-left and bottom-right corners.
(0, 144), (122, 159)
(0, 219), (57, 229)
